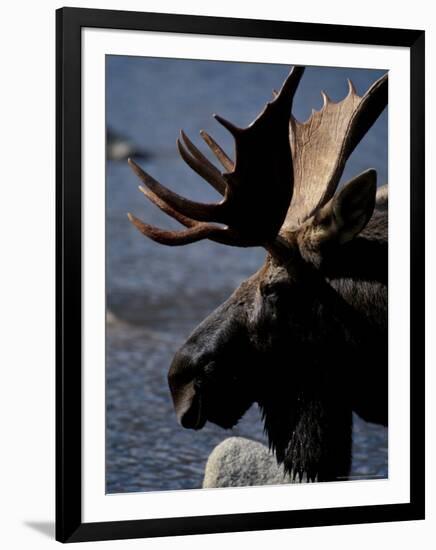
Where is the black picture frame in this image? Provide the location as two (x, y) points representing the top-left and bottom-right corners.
(56, 7), (425, 543)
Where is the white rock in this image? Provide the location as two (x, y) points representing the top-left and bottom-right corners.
(202, 437), (292, 488)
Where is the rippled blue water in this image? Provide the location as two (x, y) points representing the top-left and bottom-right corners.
(106, 57), (388, 493)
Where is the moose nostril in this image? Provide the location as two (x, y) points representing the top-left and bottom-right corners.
(167, 379), (206, 430)
(179, 393), (200, 428)
(169, 379), (195, 419)
(179, 389), (206, 430)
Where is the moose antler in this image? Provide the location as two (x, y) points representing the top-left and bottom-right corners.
(128, 67), (387, 254)
(127, 66), (305, 257)
(283, 73), (388, 229)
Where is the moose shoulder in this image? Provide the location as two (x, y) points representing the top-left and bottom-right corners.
(128, 67), (388, 483)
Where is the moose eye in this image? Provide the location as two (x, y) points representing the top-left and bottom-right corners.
(261, 283), (289, 302)
(260, 284), (276, 297)
(261, 281), (301, 304)
(261, 282), (291, 298)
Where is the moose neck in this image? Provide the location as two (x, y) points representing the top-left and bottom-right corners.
(256, 271), (360, 482)
(258, 214), (388, 481)
(258, 337), (354, 482)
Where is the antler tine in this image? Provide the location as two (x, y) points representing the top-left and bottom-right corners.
(343, 73), (388, 159)
(320, 90), (331, 107)
(137, 185), (197, 228)
(263, 65), (304, 121)
(347, 78), (357, 96)
(177, 130), (227, 196)
(127, 213), (229, 246)
(199, 130), (234, 172)
(213, 114), (243, 137)
(128, 158), (226, 223)
(276, 66), (305, 107)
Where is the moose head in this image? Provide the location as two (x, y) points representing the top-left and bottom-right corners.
(128, 67), (388, 481)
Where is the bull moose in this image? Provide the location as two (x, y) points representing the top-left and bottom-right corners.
(127, 66), (388, 482)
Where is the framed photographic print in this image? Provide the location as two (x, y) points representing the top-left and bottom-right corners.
(56, 7), (425, 543)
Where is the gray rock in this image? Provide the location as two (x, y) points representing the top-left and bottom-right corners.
(106, 309), (119, 325)
(375, 184), (388, 210)
(106, 128), (149, 161)
(202, 437), (292, 488)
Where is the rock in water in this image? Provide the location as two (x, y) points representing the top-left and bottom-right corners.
(107, 128), (149, 161)
(202, 437), (291, 488)
(375, 184), (388, 211)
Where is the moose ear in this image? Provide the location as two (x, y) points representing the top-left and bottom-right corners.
(315, 169), (377, 245)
